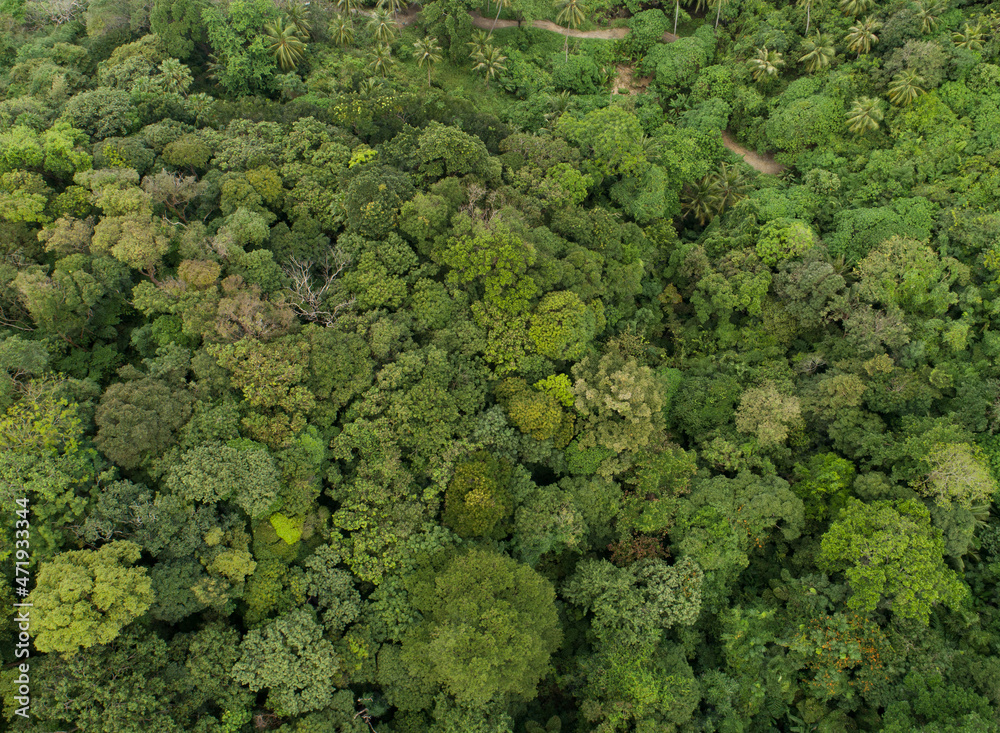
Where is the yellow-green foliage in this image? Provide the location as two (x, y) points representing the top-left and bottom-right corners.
(443, 451), (513, 538)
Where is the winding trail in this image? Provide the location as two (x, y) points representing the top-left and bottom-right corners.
(720, 130), (786, 175)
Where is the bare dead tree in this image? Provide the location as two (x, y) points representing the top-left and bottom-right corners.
(282, 251), (356, 326)
(354, 697), (378, 732)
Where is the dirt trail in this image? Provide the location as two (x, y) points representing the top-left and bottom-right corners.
(721, 130), (786, 175)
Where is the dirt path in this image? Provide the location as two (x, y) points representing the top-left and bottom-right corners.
(721, 130), (786, 175)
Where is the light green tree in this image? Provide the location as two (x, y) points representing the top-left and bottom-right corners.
(837, 0), (872, 15)
(819, 499), (969, 623)
(30, 541), (154, 654)
(329, 13), (354, 45)
(952, 21), (984, 51)
(401, 548), (562, 706)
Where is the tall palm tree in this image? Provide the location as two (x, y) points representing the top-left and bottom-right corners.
(490, 0), (512, 35)
(952, 21), (984, 51)
(413, 36), (443, 87)
(467, 28), (491, 59)
(748, 46), (784, 82)
(685, 0), (708, 16)
(380, 0), (405, 21)
(798, 32), (835, 72)
(265, 17), (307, 71)
(329, 13), (354, 45)
(837, 0), (872, 15)
(845, 96), (883, 134)
(672, 0), (681, 34)
(796, 0), (823, 35)
(472, 44), (506, 88)
(369, 6), (396, 44)
(711, 0), (729, 29)
(369, 43), (394, 77)
(283, 1), (312, 38)
(845, 16), (880, 54)
(887, 69), (925, 106)
(555, 0), (586, 60)
(914, 0), (941, 34)
(336, 0), (358, 27)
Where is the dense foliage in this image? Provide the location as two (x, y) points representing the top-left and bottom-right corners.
(1, 0), (1000, 729)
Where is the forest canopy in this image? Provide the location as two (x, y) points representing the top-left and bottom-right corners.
(1, 0), (1000, 729)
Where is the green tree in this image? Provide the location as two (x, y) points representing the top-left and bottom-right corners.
(442, 451), (513, 538)
(369, 6), (396, 43)
(472, 44), (507, 88)
(735, 381), (803, 448)
(201, 0), (280, 95)
(30, 541), (154, 654)
(819, 499), (969, 623)
(165, 441), (280, 517)
(369, 43), (395, 78)
(888, 69), (926, 106)
(914, 0), (941, 34)
(265, 16), (307, 71)
(413, 36), (443, 87)
(401, 548), (562, 706)
(845, 15), (880, 54)
(329, 13), (354, 45)
(837, 0), (872, 15)
(799, 32), (836, 73)
(796, 0), (823, 34)
(232, 607), (342, 716)
(710, 0), (729, 29)
(95, 375), (193, 469)
(748, 46), (784, 83)
(952, 21), (984, 51)
(918, 442), (998, 509)
(555, 0), (585, 60)
(846, 96), (884, 134)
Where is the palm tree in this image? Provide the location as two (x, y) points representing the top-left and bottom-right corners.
(837, 0), (872, 15)
(555, 0), (586, 60)
(490, 0), (512, 35)
(265, 17), (307, 71)
(380, 0), (405, 21)
(467, 28), (491, 59)
(283, 1), (312, 38)
(887, 69), (925, 106)
(472, 44), (506, 88)
(710, 0), (729, 29)
(369, 7), (396, 44)
(157, 58), (193, 96)
(329, 13), (354, 45)
(413, 36), (443, 87)
(672, 0), (681, 34)
(336, 0), (358, 27)
(680, 163), (746, 226)
(845, 96), (883, 134)
(369, 43), (394, 77)
(798, 32), (835, 72)
(358, 77), (383, 95)
(685, 0), (708, 16)
(952, 21), (984, 51)
(796, 0), (823, 35)
(712, 162), (747, 211)
(748, 46), (784, 82)
(845, 16), (880, 54)
(914, 0), (941, 34)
